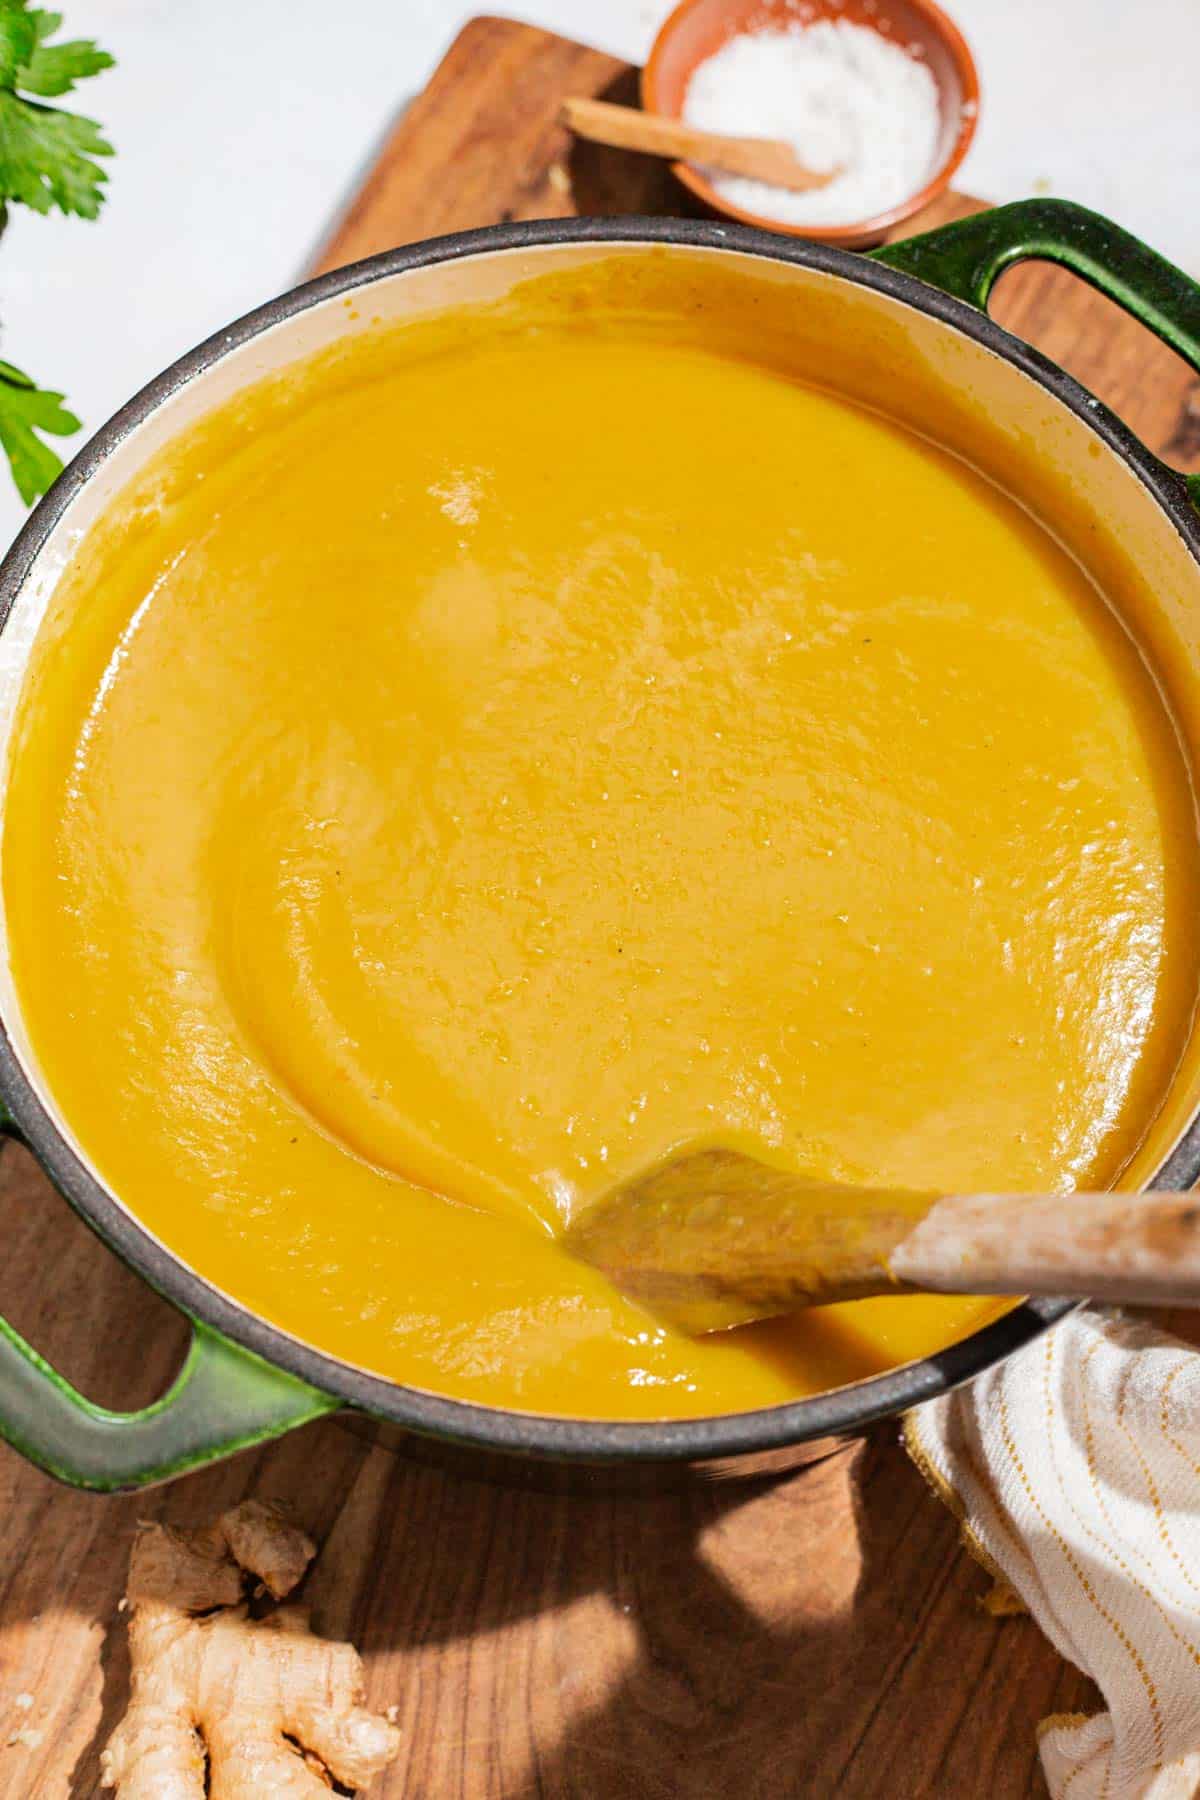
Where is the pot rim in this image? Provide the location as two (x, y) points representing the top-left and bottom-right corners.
(2, 213), (1199, 1464)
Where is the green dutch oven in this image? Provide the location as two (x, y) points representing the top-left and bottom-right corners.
(1, 199), (1200, 1491)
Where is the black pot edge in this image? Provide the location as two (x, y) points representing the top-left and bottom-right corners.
(3, 212), (1200, 1465)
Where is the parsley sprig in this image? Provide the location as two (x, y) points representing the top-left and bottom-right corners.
(0, 354), (77, 502)
(0, 2), (113, 505)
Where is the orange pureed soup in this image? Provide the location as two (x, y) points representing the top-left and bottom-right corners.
(6, 258), (1199, 1418)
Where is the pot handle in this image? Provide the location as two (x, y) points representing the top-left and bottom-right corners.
(0, 1123), (338, 1490)
(872, 197), (1200, 512)
(0, 1311), (338, 1492)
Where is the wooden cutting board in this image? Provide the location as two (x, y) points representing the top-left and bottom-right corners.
(1, 18), (1198, 1798)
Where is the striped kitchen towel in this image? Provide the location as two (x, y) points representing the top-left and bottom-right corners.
(908, 1309), (1200, 1800)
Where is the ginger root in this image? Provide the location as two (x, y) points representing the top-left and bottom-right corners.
(979, 1575), (1028, 1618)
(101, 1499), (401, 1798)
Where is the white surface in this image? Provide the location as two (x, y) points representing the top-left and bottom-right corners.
(1, 0), (1197, 542)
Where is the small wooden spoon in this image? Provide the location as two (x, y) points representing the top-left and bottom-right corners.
(561, 97), (837, 195)
(564, 1147), (1200, 1335)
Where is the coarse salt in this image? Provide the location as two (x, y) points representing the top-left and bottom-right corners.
(683, 19), (942, 228)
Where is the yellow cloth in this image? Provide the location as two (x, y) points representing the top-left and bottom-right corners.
(909, 1311), (1200, 1799)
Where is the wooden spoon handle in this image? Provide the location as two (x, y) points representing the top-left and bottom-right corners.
(565, 1146), (1200, 1333)
(560, 98), (834, 194)
(892, 1190), (1200, 1303)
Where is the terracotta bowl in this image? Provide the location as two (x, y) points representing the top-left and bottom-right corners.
(642, 0), (980, 248)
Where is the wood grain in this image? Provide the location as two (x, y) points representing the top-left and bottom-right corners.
(307, 16), (677, 271)
(2, 16), (1198, 1797)
(559, 97), (835, 193)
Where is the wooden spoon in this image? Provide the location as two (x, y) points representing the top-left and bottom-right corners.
(561, 97), (838, 195)
(564, 1147), (1200, 1335)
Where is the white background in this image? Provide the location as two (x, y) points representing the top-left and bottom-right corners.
(2, 0), (1197, 543)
